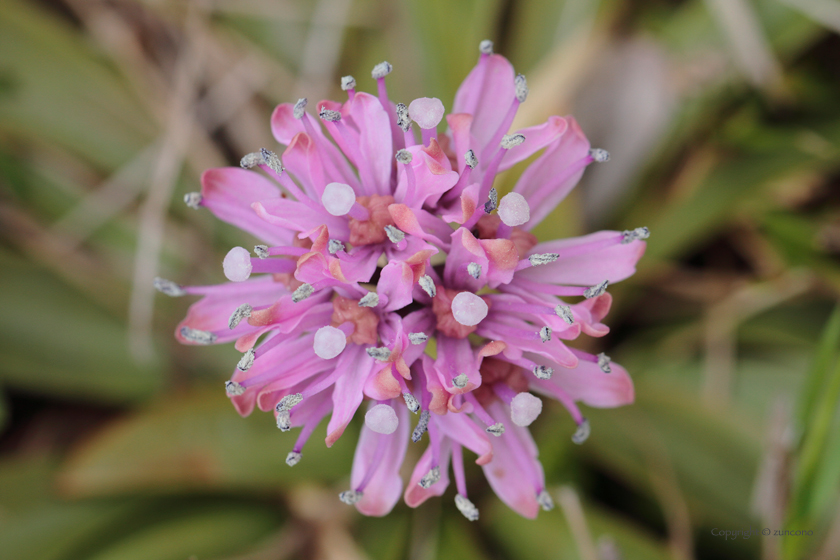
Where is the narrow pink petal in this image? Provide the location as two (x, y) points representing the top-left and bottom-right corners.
(499, 116), (568, 171)
(281, 132), (325, 199)
(405, 441), (451, 507)
(435, 409), (493, 466)
(378, 261), (415, 312)
(444, 227), (489, 292)
(253, 198), (350, 238)
(326, 346), (376, 447)
(435, 336), (482, 394)
(446, 113), (475, 174)
(348, 92), (392, 195)
(532, 357), (634, 408)
(453, 54), (515, 152)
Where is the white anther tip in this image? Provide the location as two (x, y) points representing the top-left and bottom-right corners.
(572, 418), (590, 444)
(293, 98), (307, 119)
(153, 277), (186, 297)
(340, 75), (356, 91)
(184, 192), (202, 209)
(590, 148), (610, 162)
(371, 61), (393, 79)
(479, 40), (493, 55)
(225, 380), (245, 396)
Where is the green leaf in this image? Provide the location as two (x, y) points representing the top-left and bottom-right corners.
(796, 304), (840, 430)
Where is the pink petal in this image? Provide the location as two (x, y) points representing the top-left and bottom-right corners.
(445, 113), (475, 174)
(348, 92), (393, 196)
(499, 116), (568, 171)
(435, 408), (493, 466)
(326, 346), (376, 447)
(378, 261), (416, 312)
(281, 132), (325, 200)
(404, 441), (451, 507)
(453, 54), (515, 152)
(252, 198), (350, 239)
(444, 228), (489, 292)
(532, 357), (634, 408)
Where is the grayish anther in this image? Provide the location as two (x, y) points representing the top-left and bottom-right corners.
(539, 326), (552, 343)
(240, 151), (262, 169)
(276, 409), (291, 431)
(622, 227), (650, 244)
(180, 326), (217, 345)
(254, 244), (270, 259)
(484, 187), (498, 213)
(455, 494), (479, 521)
(340, 75), (356, 91)
(555, 305), (574, 324)
(395, 149), (413, 164)
(228, 303), (253, 330)
(597, 352), (612, 374)
(501, 133), (526, 149)
(286, 451), (302, 467)
(537, 490), (555, 511)
(367, 347), (392, 361)
(384, 225), (405, 244)
(515, 73), (529, 103)
(183, 192), (202, 209)
(467, 262), (481, 279)
(293, 98), (307, 119)
(419, 275), (436, 298)
(403, 392), (420, 413)
(479, 39), (493, 55)
(465, 149), (478, 169)
(408, 332), (428, 345)
(328, 239), (345, 254)
(396, 103), (411, 131)
(339, 490), (363, 505)
(486, 422), (505, 437)
(584, 280), (609, 299)
(318, 107), (341, 122)
(277, 393), (303, 411)
(590, 148), (610, 162)
(371, 61), (393, 79)
(292, 283), (314, 303)
(533, 365), (553, 380)
(153, 277), (186, 297)
(260, 148), (284, 175)
(225, 380), (245, 396)
(412, 410), (430, 442)
(452, 374), (469, 389)
(528, 253), (560, 266)
(419, 466), (441, 488)
(359, 292), (379, 307)
(237, 348), (255, 372)
(572, 418), (590, 444)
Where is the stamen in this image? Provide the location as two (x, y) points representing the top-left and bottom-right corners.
(359, 292), (379, 307)
(371, 61), (393, 79)
(292, 283), (314, 303)
(479, 39), (493, 55)
(622, 227), (650, 244)
(340, 75), (356, 91)
(180, 327), (217, 345)
(572, 418), (590, 444)
(533, 365), (553, 380)
(412, 410), (430, 442)
(228, 303), (253, 330)
(318, 106), (342, 122)
(539, 326), (552, 343)
(465, 149), (478, 169)
(339, 490), (363, 505)
(153, 277), (186, 297)
(277, 393), (304, 411)
(583, 280), (609, 299)
(260, 148), (284, 175)
(452, 374), (468, 389)
(183, 192), (202, 209)
(419, 275), (436, 298)
(225, 380), (245, 396)
(403, 392), (420, 413)
(484, 187), (498, 213)
(396, 103), (411, 132)
(537, 490), (555, 511)
(314, 325), (347, 359)
(555, 305), (574, 325)
(597, 352), (612, 374)
(254, 244), (269, 259)
(455, 494), (480, 521)
(286, 451), (302, 467)
(486, 422), (505, 437)
(419, 466), (441, 488)
(467, 262), (482, 279)
(514, 73), (529, 103)
(365, 403), (399, 434)
(237, 348), (255, 372)
(240, 152), (262, 169)
(451, 292), (489, 326)
(395, 149), (413, 164)
(501, 133), (526, 149)
(384, 225), (405, 244)
(366, 347), (392, 361)
(321, 182), (356, 216)
(528, 253), (560, 266)
(408, 332), (428, 345)
(329, 239), (346, 254)
(293, 98), (307, 119)
(511, 392), (543, 426)
(498, 192), (530, 226)
(276, 409), (291, 431)
(589, 148), (610, 162)
(223, 247), (253, 282)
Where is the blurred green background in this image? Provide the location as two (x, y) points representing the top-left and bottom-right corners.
(1, 0), (839, 558)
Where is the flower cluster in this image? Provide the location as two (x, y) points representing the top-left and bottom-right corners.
(158, 41), (647, 520)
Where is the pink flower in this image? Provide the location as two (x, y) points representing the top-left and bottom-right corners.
(158, 40), (647, 520)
